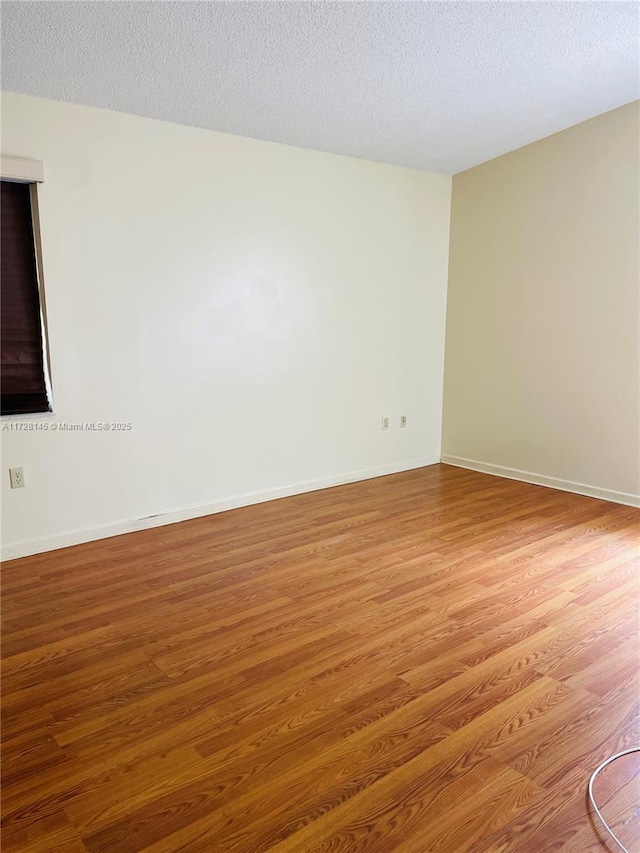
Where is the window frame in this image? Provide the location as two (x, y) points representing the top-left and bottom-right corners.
(1, 158), (54, 418)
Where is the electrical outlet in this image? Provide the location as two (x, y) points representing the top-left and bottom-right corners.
(381, 416), (390, 431)
(400, 415), (407, 428)
(9, 467), (25, 489)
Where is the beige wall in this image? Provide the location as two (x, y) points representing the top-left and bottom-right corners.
(442, 102), (640, 502)
(1, 93), (452, 558)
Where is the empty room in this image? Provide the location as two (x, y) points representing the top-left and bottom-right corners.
(1, 2), (638, 852)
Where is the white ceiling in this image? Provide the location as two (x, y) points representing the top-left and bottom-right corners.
(2, 2), (638, 174)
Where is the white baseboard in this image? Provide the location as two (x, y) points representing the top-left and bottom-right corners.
(441, 455), (640, 509)
(1, 456), (440, 561)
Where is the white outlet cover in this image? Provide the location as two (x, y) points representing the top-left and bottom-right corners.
(9, 467), (25, 489)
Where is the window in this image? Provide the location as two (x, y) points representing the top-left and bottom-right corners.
(1, 168), (52, 415)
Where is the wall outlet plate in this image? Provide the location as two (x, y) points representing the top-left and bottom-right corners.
(400, 415), (407, 428)
(382, 416), (390, 430)
(9, 467), (25, 489)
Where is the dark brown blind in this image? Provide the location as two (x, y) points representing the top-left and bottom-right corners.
(1, 180), (50, 415)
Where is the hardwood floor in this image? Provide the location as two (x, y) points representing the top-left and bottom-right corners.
(2, 463), (639, 852)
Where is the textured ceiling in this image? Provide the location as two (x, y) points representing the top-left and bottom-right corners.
(2, 1), (639, 174)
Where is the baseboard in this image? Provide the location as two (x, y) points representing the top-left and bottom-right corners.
(1, 455), (440, 561)
(441, 455), (640, 509)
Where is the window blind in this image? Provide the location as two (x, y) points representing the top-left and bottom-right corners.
(1, 180), (51, 415)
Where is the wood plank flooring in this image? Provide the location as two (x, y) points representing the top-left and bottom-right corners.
(2, 464), (639, 852)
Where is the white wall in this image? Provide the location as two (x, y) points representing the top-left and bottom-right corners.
(442, 102), (640, 504)
(1, 93), (452, 558)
